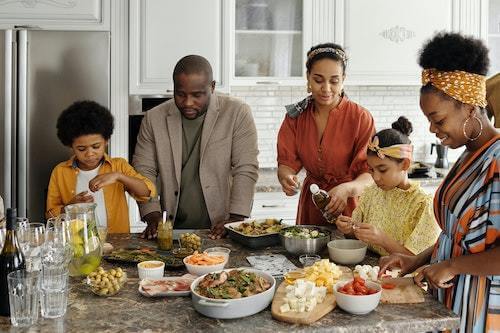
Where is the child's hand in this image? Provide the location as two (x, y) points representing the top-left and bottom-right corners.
(353, 223), (384, 246)
(68, 191), (94, 204)
(336, 215), (354, 234)
(89, 172), (121, 192)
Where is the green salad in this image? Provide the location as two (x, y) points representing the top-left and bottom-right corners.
(281, 227), (328, 239)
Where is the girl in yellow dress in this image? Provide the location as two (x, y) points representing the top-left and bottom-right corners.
(336, 117), (441, 256)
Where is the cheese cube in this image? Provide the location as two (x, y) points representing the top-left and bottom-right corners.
(280, 303), (290, 313)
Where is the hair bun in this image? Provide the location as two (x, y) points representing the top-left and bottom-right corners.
(391, 116), (413, 137)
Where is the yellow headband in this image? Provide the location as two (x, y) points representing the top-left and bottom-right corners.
(368, 136), (413, 160)
(421, 69), (487, 108)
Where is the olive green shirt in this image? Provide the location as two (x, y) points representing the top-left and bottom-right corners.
(174, 114), (211, 229)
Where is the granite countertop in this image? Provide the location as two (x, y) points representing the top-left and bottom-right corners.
(256, 168), (449, 192)
(0, 231), (459, 333)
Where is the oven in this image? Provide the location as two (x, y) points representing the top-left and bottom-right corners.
(128, 95), (173, 162)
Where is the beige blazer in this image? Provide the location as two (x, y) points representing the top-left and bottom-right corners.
(132, 93), (259, 225)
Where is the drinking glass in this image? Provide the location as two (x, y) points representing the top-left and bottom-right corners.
(17, 223), (45, 272)
(40, 264), (68, 319)
(7, 270), (40, 327)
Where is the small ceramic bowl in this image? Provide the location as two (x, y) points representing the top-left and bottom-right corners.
(137, 260), (165, 279)
(327, 239), (367, 265)
(333, 280), (382, 315)
(203, 247), (231, 260)
(183, 255), (227, 276)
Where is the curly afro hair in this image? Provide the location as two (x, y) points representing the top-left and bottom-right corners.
(418, 32), (489, 75)
(57, 100), (114, 146)
(368, 117), (412, 160)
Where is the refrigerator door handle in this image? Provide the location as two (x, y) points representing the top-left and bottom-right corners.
(3, 30), (13, 208)
(18, 30), (28, 216)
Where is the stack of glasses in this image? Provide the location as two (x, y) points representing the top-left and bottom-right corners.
(6, 215), (73, 327)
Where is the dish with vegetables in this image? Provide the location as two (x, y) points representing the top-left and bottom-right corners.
(195, 269), (272, 299)
(229, 219), (283, 236)
(103, 248), (183, 268)
(281, 226), (329, 239)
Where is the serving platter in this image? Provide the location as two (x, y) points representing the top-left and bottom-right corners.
(103, 248), (184, 269)
(224, 219), (285, 248)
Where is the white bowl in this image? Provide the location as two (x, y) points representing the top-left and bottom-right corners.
(183, 254), (228, 276)
(333, 280), (382, 315)
(191, 268), (276, 319)
(137, 260), (165, 280)
(203, 247), (231, 260)
(327, 239), (367, 265)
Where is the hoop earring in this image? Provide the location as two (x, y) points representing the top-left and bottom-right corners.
(463, 114), (483, 141)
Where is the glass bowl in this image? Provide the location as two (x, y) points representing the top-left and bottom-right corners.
(84, 267), (127, 297)
(299, 254), (321, 267)
(172, 247), (194, 259)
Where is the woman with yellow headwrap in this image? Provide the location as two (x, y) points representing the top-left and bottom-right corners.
(379, 32), (500, 333)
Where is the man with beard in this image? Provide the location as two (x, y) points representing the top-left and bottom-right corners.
(133, 55), (259, 239)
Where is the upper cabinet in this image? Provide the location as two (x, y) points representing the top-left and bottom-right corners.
(230, 0), (311, 85)
(489, 0), (500, 75)
(335, 0), (486, 85)
(129, 0), (229, 95)
(0, 0), (109, 30)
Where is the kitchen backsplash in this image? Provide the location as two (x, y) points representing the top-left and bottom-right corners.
(230, 85), (464, 168)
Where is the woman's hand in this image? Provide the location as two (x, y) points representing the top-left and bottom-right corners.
(89, 172), (121, 192)
(325, 183), (351, 216)
(378, 253), (422, 277)
(414, 261), (456, 289)
(353, 223), (385, 247)
(278, 173), (300, 196)
(336, 215), (354, 234)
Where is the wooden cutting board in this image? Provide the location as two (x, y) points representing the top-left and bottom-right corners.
(271, 266), (351, 325)
(380, 277), (425, 304)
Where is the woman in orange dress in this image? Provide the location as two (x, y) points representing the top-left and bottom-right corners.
(277, 43), (375, 226)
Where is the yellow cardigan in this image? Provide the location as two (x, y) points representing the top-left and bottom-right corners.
(46, 154), (156, 233)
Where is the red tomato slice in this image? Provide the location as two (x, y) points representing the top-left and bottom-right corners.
(382, 283), (396, 289)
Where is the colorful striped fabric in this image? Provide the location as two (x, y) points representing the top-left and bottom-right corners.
(432, 135), (500, 333)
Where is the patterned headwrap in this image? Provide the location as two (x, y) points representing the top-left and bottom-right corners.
(421, 69), (487, 108)
(307, 47), (347, 66)
(368, 136), (413, 161)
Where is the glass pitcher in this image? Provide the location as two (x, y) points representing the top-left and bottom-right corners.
(64, 203), (102, 277)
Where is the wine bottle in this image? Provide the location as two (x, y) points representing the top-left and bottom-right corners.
(0, 208), (26, 316)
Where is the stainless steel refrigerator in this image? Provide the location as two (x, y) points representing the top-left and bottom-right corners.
(0, 29), (110, 222)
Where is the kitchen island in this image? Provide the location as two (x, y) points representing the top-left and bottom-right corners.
(0, 232), (459, 333)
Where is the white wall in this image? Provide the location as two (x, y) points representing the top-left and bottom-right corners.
(230, 85), (464, 168)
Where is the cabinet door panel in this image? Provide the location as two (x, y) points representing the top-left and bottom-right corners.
(339, 0), (453, 85)
(130, 0), (225, 94)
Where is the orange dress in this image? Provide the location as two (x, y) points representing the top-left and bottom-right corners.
(277, 97), (375, 225)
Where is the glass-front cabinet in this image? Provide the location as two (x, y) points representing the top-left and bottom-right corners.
(231, 0), (311, 85)
(489, 0), (500, 75)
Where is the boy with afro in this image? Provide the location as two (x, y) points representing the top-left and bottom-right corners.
(46, 101), (156, 233)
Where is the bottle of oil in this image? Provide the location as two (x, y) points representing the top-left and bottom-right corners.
(157, 211), (173, 251)
(0, 208), (26, 316)
(309, 184), (335, 224)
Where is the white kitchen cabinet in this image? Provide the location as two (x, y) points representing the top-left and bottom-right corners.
(489, 0), (500, 75)
(0, 0), (109, 30)
(230, 0), (312, 86)
(129, 0), (229, 94)
(334, 0), (487, 85)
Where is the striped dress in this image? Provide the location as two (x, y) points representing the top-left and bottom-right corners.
(432, 135), (500, 333)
